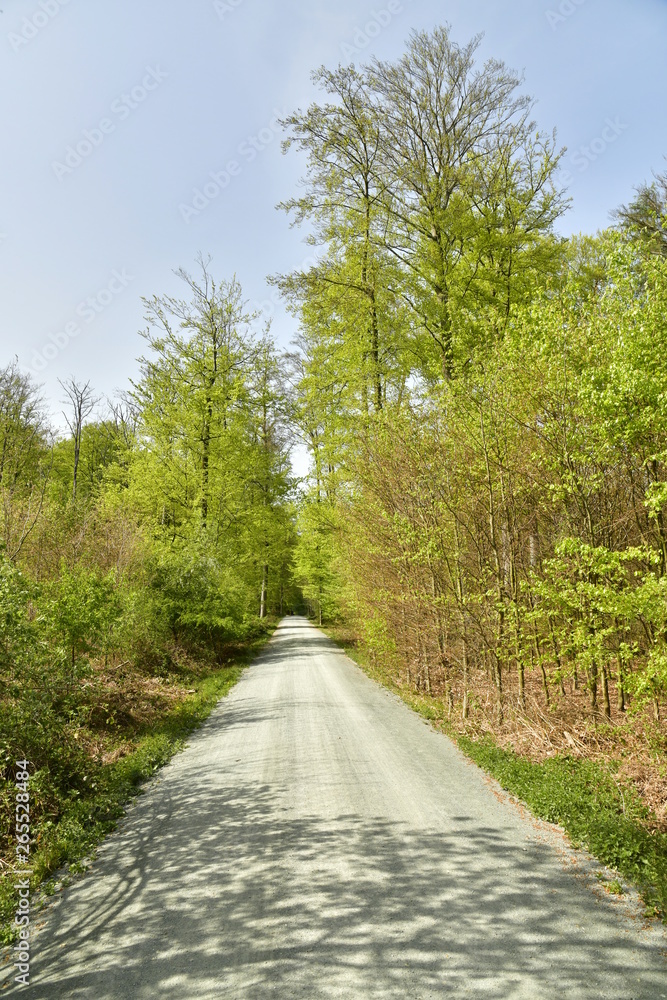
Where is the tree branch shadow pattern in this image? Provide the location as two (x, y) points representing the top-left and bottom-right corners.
(4, 618), (666, 999)
(13, 785), (667, 999)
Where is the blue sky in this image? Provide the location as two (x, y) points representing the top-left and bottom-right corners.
(2, 0), (666, 433)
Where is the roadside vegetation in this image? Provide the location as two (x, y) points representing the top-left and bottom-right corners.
(0, 631), (275, 944)
(279, 26), (667, 914)
(0, 262), (298, 941)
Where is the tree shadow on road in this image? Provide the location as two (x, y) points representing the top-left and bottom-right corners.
(17, 775), (666, 1000)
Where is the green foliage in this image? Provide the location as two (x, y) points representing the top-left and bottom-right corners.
(149, 546), (257, 646)
(276, 26), (567, 389)
(293, 494), (343, 623)
(41, 564), (122, 672)
(275, 28), (667, 913)
(614, 167), (667, 258)
(359, 610), (396, 659)
(289, 227), (667, 721)
(456, 736), (667, 917)
(0, 260), (299, 942)
(130, 259), (298, 620)
(0, 556), (35, 669)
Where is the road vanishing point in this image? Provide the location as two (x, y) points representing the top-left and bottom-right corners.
(4, 618), (667, 998)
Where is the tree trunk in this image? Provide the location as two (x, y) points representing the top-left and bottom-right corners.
(423, 644), (432, 695)
(72, 433), (80, 502)
(461, 635), (470, 719)
(201, 424), (210, 527)
(601, 665), (611, 720)
(616, 653), (626, 712)
(588, 661), (598, 716)
(493, 655), (504, 723)
(259, 563), (268, 619)
(540, 662), (550, 707)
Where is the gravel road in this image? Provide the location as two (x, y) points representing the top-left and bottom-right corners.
(4, 617), (666, 998)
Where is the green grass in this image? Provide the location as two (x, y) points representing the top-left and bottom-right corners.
(0, 629), (273, 944)
(323, 623), (667, 921)
(453, 734), (667, 918)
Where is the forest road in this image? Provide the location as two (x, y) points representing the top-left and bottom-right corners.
(4, 617), (667, 999)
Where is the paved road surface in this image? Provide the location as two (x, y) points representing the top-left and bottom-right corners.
(3, 617), (666, 998)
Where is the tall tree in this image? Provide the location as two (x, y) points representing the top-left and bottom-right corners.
(273, 64), (410, 418)
(0, 361), (50, 559)
(368, 25), (567, 376)
(59, 377), (98, 502)
(130, 258), (297, 620)
(614, 167), (667, 257)
(132, 256), (255, 538)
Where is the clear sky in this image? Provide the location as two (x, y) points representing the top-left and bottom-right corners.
(2, 0), (666, 433)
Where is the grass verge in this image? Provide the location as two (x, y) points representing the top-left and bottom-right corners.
(453, 733), (667, 918)
(324, 623), (667, 921)
(0, 627), (274, 944)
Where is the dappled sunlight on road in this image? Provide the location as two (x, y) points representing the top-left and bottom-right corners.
(11, 619), (667, 999)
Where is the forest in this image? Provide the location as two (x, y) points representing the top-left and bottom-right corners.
(280, 30), (667, 739)
(1, 24), (666, 931)
(0, 262), (299, 933)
